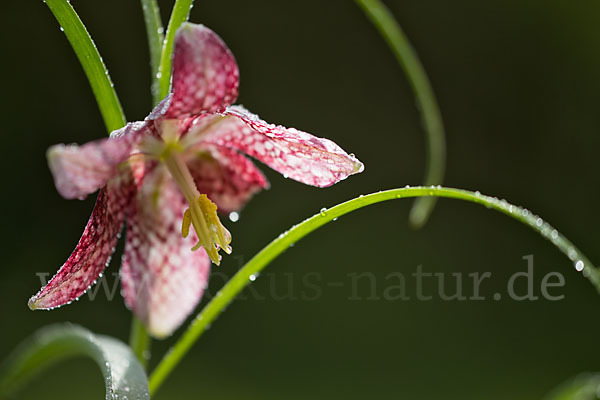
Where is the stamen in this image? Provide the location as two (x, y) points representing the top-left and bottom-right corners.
(162, 133), (232, 265)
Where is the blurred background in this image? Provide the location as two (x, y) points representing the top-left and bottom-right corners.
(1, 0), (600, 399)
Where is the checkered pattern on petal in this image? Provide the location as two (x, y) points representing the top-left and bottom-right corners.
(28, 171), (134, 309)
(47, 121), (148, 199)
(162, 24), (239, 119)
(120, 162), (211, 338)
(186, 144), (268, 213)
(200, 106), (364, 188)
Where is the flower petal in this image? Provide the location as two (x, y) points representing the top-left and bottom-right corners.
(201, 106), (364, 187)
(120, 163), (210, 338)
(48, 121), (147, 200)
(28, 172), (134, 310)
(186, 145), (269, 213)
(162, 23), (239, 119)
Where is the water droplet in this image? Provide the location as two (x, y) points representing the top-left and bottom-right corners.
(59, 26), (64, 32)
(536, 218), (543, 227)
(228, 211), (239, 222)
(550, 230), (558, 240)
(320, 208), (327, 217)
(157, 27), (164, 34)
(249, 274), (257, 281)
(332, 217), (338, 222)
(575, 260), (584, 271)
(475, 191), (481, 197)
(522, 209), (529, 217)
(155, 72), (162, 79)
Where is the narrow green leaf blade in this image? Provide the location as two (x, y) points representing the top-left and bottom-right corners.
(355, 0), (447, 229)
(158, 0), (194, 99)
(140, 0), (165, 105)
(0, 324), (150, 400)
(45, 0), (127, 132)
(149, 186), (598, 394)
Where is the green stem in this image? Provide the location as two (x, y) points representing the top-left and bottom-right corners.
(148, 186), (598, 394)
(129, 317), (151, 369)
(157, 0), (195, 99)
(355, 0), (447, 229)
(140, 0), (165, 105)
(45, 0), (126, 133)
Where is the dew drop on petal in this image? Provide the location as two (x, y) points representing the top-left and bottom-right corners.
(229, 211), (240, 222)
(575, 260), (584, 272)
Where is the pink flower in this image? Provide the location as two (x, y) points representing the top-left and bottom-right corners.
(29, 23), (363, 338)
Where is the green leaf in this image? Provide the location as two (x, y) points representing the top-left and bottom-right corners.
(45, 0), (126, 132)
(157, 0), (194, 99)
(0, 324), (150, 399)
(544, 373), (600, 400)
(139, 0), (165, 105)
(149, 186), (599, 394)
(355, 0), (447, 229)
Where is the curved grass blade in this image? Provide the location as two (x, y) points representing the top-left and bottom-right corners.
(355, 0), (446, 229)
(45, 0), (126, 132)
(0, 324), (150, 399)
(544, 373), (600, 400)
(148, 186), (598, 394)
(140, 0), (165, 104)
(157, 0), (194, 99)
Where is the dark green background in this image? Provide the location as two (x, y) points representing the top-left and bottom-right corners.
(2, 0), (599, 399)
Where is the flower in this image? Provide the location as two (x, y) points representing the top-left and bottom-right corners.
(29, 23), (363, 338)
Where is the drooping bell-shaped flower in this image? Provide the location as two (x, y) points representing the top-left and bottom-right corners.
(29, 23), (364, 338)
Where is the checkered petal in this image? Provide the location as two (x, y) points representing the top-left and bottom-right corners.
(120, 162), (211, 338)
(187, 144), (269, 213)
(201, 106), (364, 187)
(28, 172), (134, 310)
(162, 24), (239, 119)
(47, 121), (147, 200)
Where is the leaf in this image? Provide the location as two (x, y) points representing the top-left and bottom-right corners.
(0, 324), (150, 400)
(149, 186), (599, 394)
(157, 0), (194, 99)
(544, 373), (600, 400)
(355, 0), (446, 228)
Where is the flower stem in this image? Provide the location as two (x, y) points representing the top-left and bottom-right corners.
(129, 317), (151, 369)
(157, 0), (195, 99)
(148, 186), (598, 395)
(45, 0), (126, 133)
(355, 0), (446, 229)
(139, 0), (165, 105)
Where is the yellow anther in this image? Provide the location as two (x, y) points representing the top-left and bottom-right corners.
(181, 209), (192, 238)
(181, 195), (232, 265)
